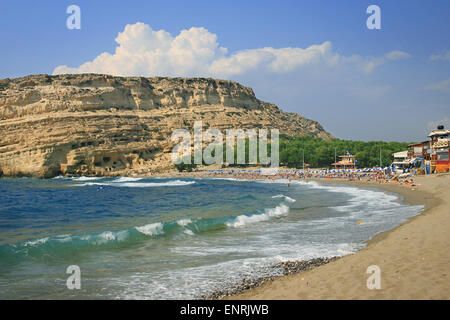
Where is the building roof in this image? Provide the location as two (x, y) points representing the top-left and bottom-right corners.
(393, 150), (408, 158)
(408, 141), (429, 147)
(428, 129), (450, 137)
(393, 160), (409, 165)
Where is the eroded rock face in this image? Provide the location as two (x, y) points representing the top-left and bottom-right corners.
(0, 74), (333, 177)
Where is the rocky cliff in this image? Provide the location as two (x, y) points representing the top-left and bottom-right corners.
(0, 74), (333, 178)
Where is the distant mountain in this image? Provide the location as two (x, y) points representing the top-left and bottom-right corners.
(0, 74), (333, 177)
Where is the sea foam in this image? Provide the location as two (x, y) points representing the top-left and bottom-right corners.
(226, 204), (290, 228)
(177, 219), (192, 227)
(135, 222), (164, 236)
(272, 194), (296, 203)
(74, 180), (196, 188)
(23, 237), (49, 247)
(75, 177), (104, 181)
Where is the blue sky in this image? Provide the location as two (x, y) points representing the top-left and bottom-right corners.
(1, 0), (449, 141)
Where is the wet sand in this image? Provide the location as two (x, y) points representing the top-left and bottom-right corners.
(224, 173), (450, 299)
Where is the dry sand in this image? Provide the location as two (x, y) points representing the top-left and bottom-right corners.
(225, 173), (450, 300)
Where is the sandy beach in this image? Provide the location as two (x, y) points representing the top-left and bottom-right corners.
(218, 173), (450, 299)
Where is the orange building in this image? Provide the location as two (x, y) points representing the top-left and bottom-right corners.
(428, 125), (449, 173)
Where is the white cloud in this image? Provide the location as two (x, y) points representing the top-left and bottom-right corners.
(347, 51), (412, 74)
(208, 42), (340, 76)
(429, 51), (450, 61)
(54, 22), (226, 77)
(53, 22), (411, 78)
(385, 51), (412, 60)
(426, 78), (450, 93)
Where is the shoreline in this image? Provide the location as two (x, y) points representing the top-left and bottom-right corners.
(203, 257), (339, 300)
(305, 178), (439, 246)
(218, 173), (449, 299)
(197, 174), (438, 300)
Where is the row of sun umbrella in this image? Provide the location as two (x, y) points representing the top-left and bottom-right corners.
(205, 167), (396, 174)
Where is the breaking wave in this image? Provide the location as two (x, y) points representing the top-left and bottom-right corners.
(135, 222), (164, 236)
(73, 179), (196, 188)
(271, 194), (296, 203)
(226, 204), (290, 228)
(0, 202), (292, 261)
(260, 179), (402, 213)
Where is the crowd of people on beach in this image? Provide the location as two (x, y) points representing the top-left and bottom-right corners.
(190, 167), (419, 188)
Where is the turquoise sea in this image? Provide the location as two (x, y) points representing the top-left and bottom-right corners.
(0, 177), (423, 299)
